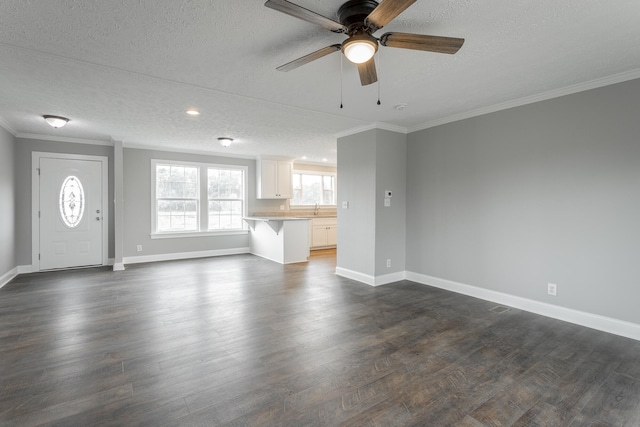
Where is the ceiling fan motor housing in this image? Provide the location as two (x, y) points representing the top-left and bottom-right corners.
(338, 0), (379, 34)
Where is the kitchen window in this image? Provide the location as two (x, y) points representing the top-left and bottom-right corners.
(152, 160), (247, 237)
(291, 172), (336, 206)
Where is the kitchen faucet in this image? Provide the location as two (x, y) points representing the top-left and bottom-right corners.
(314, 203), (319, 216)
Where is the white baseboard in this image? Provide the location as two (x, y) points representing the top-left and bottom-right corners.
(374, 271), (406, 286)
(335, 267), (376, 286)
(0, 267), (18, 290)
(123, 247), (250, 265)
(335, 268), (406, 286)
(406, 271), (640, 342)
(112, 263), (125, 271)
(17, 265), (33, 274)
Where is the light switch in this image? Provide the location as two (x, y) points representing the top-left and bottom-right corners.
(342, 201), (349, 209)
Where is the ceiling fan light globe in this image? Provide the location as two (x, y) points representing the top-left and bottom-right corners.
(344, 41), (376, 63)
(342, 32), (378, 64)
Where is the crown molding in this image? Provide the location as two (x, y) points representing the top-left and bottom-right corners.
(0, 116), (17, 136)
(123, 141), (258, 160)
(409, 68), (640, 133)
(335, 122), (408, 139)
(15, 132), (113, 146)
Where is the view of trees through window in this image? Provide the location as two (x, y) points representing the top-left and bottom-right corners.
(154, 162), (245, 233)
(208, 168), (244, 230)
(292, 173), (335, 206)
(156, 164), (199, 232)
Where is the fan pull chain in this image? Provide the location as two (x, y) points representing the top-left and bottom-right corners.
(340, 53), (344, 109)
(377, 48), (381, 105)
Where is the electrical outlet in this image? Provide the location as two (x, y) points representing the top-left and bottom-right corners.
(342, 201), (349, 209)
(547, 283), (557, 296)
(384, 198), (391, 207)
(279, 205), (285, 211)
(137, 245), (142, 252)
(386, 259), (391, 268)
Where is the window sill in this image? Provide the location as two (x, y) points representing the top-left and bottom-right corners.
(151, 230), (249, 239)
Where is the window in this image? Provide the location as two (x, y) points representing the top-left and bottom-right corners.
(207, 168), (244, 230)
(152, 160), (247, 236)
(292, 172), (336, 206)
(155, 164), (199, 232)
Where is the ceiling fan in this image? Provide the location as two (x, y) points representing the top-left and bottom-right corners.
(265, 0), (465, 86)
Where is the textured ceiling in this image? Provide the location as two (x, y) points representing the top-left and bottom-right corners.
(1, 0), (639, 164)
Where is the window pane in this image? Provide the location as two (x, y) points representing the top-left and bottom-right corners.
(157, 199), (198, 232)
(157, 164), (198, 198)
(208, 200), (243, 230)
(292, 189), (301, 205)
(207, 167), (245, 230)
(292, 174), (301, 190)
(323, 175), (334, 190)
(323, 190), (334, 205)
(208, 168), (243, 200)
(301, 175), (322, 205)
(291, 173), (336, 205)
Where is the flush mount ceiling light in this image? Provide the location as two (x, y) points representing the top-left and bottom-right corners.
(218, 137), (233, 147)
(43, 115), (69, 128)
(342, 32), (378, 64)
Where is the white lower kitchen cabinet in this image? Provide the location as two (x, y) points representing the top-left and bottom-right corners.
(310, 217), (337, 249)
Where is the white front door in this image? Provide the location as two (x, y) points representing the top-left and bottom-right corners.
(37, 156), (105, 270)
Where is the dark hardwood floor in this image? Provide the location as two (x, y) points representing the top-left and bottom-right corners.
(2, 249), (640, 426)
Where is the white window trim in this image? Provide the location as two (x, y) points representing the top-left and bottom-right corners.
(290, 170), (337, 208)
(151, 159), (248, 238)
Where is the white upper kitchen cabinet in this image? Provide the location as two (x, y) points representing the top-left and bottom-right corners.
(257, 159), (293, 199)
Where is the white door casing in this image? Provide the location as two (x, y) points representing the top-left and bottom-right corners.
(32, 152), (109, 271)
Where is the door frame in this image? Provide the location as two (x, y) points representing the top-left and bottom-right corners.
(31, 152), (109, 272)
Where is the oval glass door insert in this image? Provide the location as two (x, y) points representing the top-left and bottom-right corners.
(59, 175), (85, 227)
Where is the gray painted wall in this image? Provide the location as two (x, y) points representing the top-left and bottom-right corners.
(337, 128), (407, 278)
(406, 78), (640, 324)
(123, 148), (282, 257)
(14, 138), (115, 266)
(0, 127), (15, 277)
(337, 129), (377, 276)
(374, 129), (407, 276)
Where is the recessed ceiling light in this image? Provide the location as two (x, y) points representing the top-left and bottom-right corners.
(394, 103), (408, 110)
(322, 158), (328, 162)
(186, 109), (200, 116)
(43, 115), (69, 128)
(218, 137), (233, 147)
(301, 156), (307, 160)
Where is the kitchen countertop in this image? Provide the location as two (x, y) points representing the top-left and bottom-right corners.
(243, 216), (310, 221)
(249, 213), (336, 219)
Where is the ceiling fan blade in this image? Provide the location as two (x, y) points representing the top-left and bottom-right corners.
(276, 44), (342, 72)
(357, 58), (377, 86)
(265, 0), (347, 33)
(380, 32), (465, 54)
(365, 0), (416, 31)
